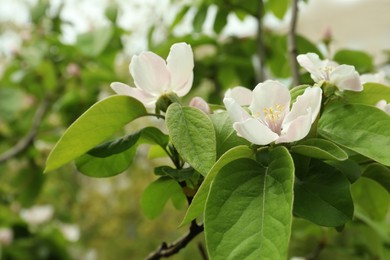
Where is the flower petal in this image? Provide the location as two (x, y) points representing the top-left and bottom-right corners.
(250, 80), (290, 120)
(223, 97), (251, 123)
(174, 72), (193, 97)
(110, 82), (157, 108)
(234, 118), (279, 145)
(130, 52), (170, 94)
(331, 65), (363, 91)
(297, 53), (325, 82)
(225, 86), (253, 106)
(276, 111), (312, 144)
(283, 86), (322, 126)
(166, 42), (194, 95)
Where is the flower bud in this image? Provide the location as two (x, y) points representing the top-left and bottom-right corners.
(189, 97), (210, 114)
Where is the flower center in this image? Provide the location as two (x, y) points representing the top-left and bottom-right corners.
(320, 66), (333, 81)
(255, 104), (285, 134)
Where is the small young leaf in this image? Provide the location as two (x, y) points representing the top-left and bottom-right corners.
(291, 138), (348, 161)
(140, 177), (186, 219)
(45, 96), (147, 172)
(205, 146), (294, 259)
(180, 145), (254, 227)
(294, 160), (354, 227)
(318, 103), (390, 166)
(166, 104), (216, 176)
(154, 166), (195, 182)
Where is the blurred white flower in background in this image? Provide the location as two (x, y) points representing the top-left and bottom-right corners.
(0, 227), (13, 246)
(59, 223), (80, 242)
(20, 205), (54, 226)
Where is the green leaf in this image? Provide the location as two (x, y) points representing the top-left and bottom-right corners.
(294, 160), (354, 227)
(77, 26), (113, 57)
(166, 104), (216, 176)
(154, 166), (195, 182)
(180, 145), (254, 227)
(291, 138), (348, 161)
(140, 177), (186, 219)
(363, 163), (390, 193)
(266, 0), (290, 19)
(325, 159), (362, 183)
(344, 82), (390, 106)
(213, 7), (229, 34)
(45, 96), (147, 172)
(87, 132), (141, 158)
(351, 177), (390, 221)
(333, 49), (373, 73)
(210, 112), (250, 158)
(75, 147), (136, 177)
(193, 5), (208, 33)
(296, 35), (323, 58)
(318, 103), (390, 166)
(205, 146), (294, 259)
(170, 5), (190, 31)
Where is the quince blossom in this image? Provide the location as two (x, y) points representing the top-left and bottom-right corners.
(223, 81), (322, 145)
(111, 42), (194, 108)
(297, 53), (363, 92)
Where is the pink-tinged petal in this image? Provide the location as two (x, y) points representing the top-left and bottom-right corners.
(225, 86), (253, 106)
(250, 80), (290, 119)
(110, 82), (157, 108)
(166, 42), (194, 94)
(130, 52), (170, 94)
(283, 87), (322, 126)
(331, 65), (363, 91)
(189, 97), (210, 114)
(376, 100), (390, 115)
(297, 53), (325, 82)
(276, 111), (312, 144)
(174, 72), (193, 97)
(223, 97), (251, 123)
(234, 118), (279, 145)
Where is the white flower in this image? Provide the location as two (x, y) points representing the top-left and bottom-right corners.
(223, 80), (322, 145)
(297, 52), (363, 92)
(111, 42), (194, 108)
(376, 100), (390, 115)
(224, 86), (253, 106)
(59, 224), (80, 242)
(20, 205), (54, 226)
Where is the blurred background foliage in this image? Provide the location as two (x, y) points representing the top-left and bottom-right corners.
(0, 0), (389, 259)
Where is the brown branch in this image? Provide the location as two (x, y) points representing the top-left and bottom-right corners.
(197, 242), (209, 260)
(0, 97), (49, 163)
(256, 0), (266, 82)
(146, 220), (204, 260)
(288, 0), (300, 86)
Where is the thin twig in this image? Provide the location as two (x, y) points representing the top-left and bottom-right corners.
(197, 242), (209, 260)
(0, 97), (49, 163)
(306, 239), (327, 260)
(288, 0), (300, 86)
(146, 220), (204, 260)
(256, 0), (266, 82)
